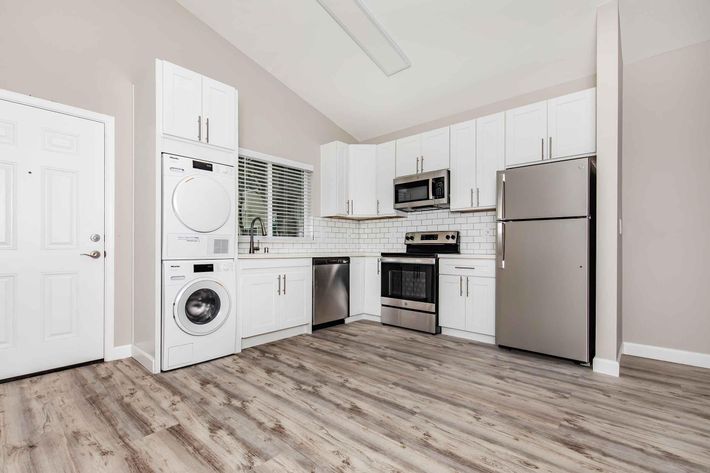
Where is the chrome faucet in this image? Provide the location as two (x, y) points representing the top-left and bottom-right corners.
(249, 217), (266, 254)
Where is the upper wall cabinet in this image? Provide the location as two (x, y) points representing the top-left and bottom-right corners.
(449, 113), (505, 211)
(162, 61), (237, 150)
(320, 141), (349, 217)
(505, 100), (548, 166)
(505, 88), (596, 167)
(395, 126), (450, 177)
(376, 141), (397, 216)
(347, 145), (377, 216)
(547, 88), (596, 159)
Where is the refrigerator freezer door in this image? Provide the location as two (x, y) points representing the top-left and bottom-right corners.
(496, 218), (590, 362)
(499, 158), (591, 220)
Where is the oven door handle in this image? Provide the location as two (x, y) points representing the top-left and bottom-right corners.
(380, 257), (436, 265)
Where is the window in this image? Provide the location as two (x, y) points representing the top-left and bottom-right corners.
(238, 153), (313, 239)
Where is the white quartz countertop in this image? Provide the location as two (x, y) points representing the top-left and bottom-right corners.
(238, 252), (495, 260)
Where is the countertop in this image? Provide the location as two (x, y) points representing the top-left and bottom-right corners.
(237, 252), (495, 260)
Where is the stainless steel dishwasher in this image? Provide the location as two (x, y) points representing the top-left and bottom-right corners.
(312, 257), (350, 328)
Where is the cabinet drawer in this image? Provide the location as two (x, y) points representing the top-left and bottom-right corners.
(439, 258), (495, 277)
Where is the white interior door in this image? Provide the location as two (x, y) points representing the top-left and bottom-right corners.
(162, 61), (203, 143)
(0, 99), (105, 380)
(202, 77), (237, 150)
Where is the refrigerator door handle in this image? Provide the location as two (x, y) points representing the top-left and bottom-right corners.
(496, 222), (506, 269)
(496, 171), (505, 221)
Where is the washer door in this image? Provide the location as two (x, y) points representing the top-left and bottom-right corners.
(172, 176), (231, 233)
(174, 279), (231, 336)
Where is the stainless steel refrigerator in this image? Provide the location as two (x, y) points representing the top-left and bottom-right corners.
(495, 157), (595, 363)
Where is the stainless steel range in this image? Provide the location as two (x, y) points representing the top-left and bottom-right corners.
(380, 231), (460, 334)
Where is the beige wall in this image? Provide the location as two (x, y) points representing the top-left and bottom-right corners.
(622, 39), (710, 355)
(0, 0), (353, 347)
(366, 76), (596, 144)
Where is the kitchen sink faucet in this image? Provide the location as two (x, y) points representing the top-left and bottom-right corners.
(249, 217), (267, 254)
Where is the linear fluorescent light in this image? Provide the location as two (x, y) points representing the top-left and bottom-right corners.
(317, 0), (411, 76)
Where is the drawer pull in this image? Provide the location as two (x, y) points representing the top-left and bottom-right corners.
(454, 266), (476, 270)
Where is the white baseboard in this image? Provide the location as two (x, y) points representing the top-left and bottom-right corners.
(441, 327), (495, 345)
(345, 314), (381, 323)
(593, 356), (620, 377)
(242, 324), (310, 349)
(105, 344), (132, 361)
(132, 345), (158, 373)
(623, 342), (710, 369)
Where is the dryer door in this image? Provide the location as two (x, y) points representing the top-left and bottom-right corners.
(174, 279), (231, 335)
(172, 176), (231, 233)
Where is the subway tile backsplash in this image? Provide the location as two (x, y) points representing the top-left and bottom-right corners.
(237, 210), (496, 256)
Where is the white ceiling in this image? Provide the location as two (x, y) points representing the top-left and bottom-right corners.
(177, 0), (710, 141)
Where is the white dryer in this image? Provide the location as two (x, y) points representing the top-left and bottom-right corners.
(162, 260), (237, 371)
(162, 153), (235, 259)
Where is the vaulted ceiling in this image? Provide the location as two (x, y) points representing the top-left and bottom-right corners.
(176, 0), (710, 141)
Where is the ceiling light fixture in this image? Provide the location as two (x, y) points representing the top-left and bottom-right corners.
(316, 0), (411, 77)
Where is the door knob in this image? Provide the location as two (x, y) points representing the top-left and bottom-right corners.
(81, 250), (102, 259)
(90, 233), (101, 242)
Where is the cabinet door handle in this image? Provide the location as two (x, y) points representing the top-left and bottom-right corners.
(376, 200), (380, 215)
(277, 275), (281, 295)
(466, 276), (470, 297)
(470, 188), (474, 207)
(459, 275), (463, 297)
(350, 200), (354, 215)
(421, 156), (424, 172)
(549, 136), (552, 159)
(198, 116), (202, 141)
(416, 157), (420, 173)
(283, 274), (286, 294)
(377, 258), (381, 275)
(541, 138), (544, 159)
(206, 118), (210, 144)
(476, 187), (480, 206)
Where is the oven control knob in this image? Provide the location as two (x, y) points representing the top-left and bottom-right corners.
(450, 234), (456, 240)
(445, 235), (450, 240)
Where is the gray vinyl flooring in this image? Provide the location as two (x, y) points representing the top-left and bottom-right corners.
(1, 321), (709, 472)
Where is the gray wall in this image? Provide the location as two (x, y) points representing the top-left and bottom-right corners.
(0, 0), (353, 347)
(622, 39), (710, 355)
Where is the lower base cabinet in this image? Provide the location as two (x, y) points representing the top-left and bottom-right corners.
(238, 259), (312, 338)
(438, 258), (495, 341)
(350, 257), (381, 317)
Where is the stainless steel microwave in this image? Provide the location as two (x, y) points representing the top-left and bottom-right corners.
(393, 169), (450, 211)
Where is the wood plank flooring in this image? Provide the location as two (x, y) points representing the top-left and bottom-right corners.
(2, 321), (709, 472)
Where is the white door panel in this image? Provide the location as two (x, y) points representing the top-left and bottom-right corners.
(347, 145), (377, 215)
(202, 77), (237, 149)
(449, 120), (476, 210)
(395, 134), (421, 177)
(421, 126), (450, 172)
(0, 99), (105, 380)
(375, 141), (396, 216)
(363, 258), (381, 316)
(162, 62), (203, 142)
(280, 269), (310, 329)
(548, 88), (596, 159)
(505, 101), (547, 166)
(476, 113), (505, 207)
(240, 272), (278, 337)
(439, 275), (465, 330)
(467, 277), (495, 336)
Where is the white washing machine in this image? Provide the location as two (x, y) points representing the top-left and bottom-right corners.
(162, 260), (237, 371)
(162, 153), (235, 259)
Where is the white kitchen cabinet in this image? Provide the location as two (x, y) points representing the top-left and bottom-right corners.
(376, 141), (397, 216)
(395, 134), (421, 177)
(438, 258), (495, 342)
(420, 126), (450, 172)
(161, 61), (237, 150)
(449, 119), (477, 211)
(449, 113), (504, 211)
(395, 126), (450, 177)
(201, 76), (237, 149)
(505, 100), (548, 167)
(350, 257), (380, 317)
(547, 88), (596, 159)
(347, 145), (377, 216)
(350, 257), (365, 316)
(239, 259), (312, 339)
(439, 274), (467, 330)
(320, 141), (349, 217)
(475, 112), (505, 208)
(162, 62), (203, 143)
(505, 88), (596, 166)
